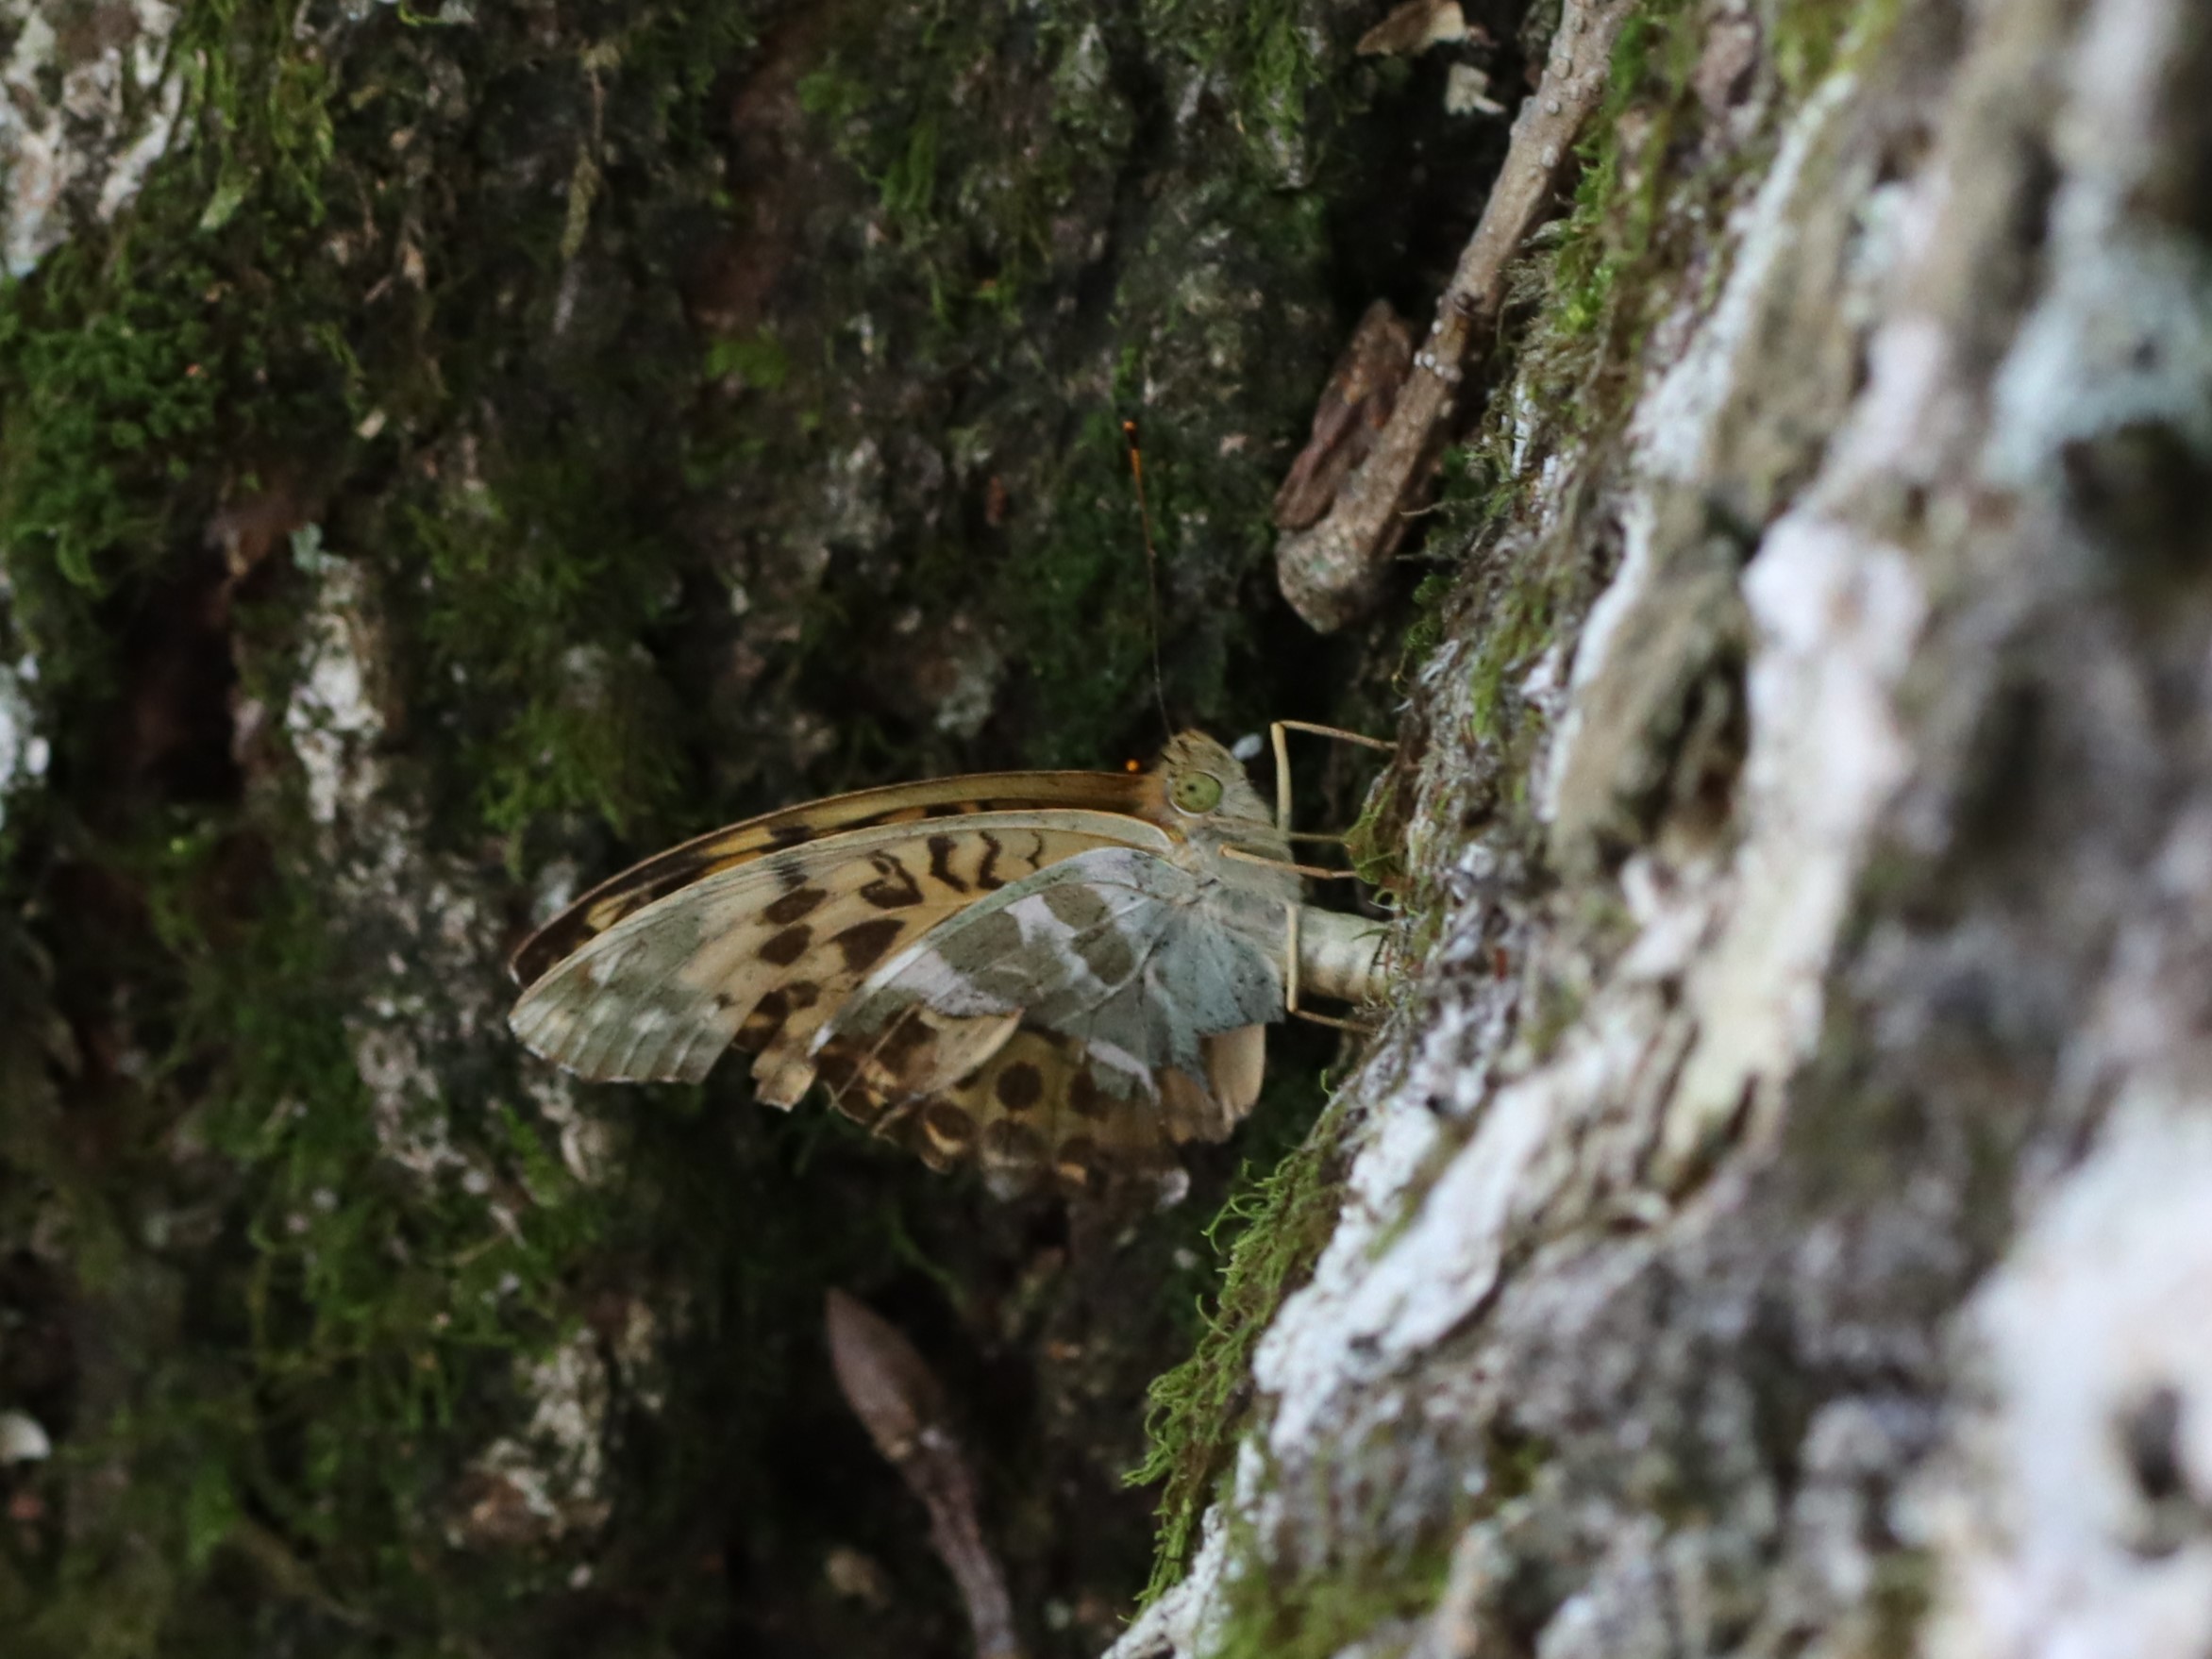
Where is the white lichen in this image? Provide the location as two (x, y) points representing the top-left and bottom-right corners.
(1628, 74), (1856, 485)
(0, 657), (50, 833)
(1979, 0), (2212, 489)
(461, 1329), (615, 1545)
(1654, 512), (1922, 1180)
(1917, 1090), (2212, 1659)
(285, 555), (388, 828)
(2, 0), (185, 276)
(0, 1409), (53, 1465)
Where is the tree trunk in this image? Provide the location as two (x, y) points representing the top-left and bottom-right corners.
(1124, 0), (2212, 1654)
(2, 0), (2207, 1654)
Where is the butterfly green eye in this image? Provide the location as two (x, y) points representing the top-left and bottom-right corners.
(1171, 772), (1224, 814)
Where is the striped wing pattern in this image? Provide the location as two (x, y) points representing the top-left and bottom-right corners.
(508, 771), (1151, 988)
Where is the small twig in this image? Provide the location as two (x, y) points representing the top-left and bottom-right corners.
(826, 1291), (1025, 1659)
(1277, 0), (1639, 632)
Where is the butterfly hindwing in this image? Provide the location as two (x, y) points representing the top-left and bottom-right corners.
(813, 846), (1285, 1191)
(507, 813), (1173, 1087)
(858, 1027), (1178, 1194)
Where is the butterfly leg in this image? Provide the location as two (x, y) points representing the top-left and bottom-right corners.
(1260, 720), (1397, 1028)
(1270, 719), (1398, 837)
(1283, 901), (1389, 1031)
(1222, 844), (1366, 882)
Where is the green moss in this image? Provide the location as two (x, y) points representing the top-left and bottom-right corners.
(1520, 972), (1585, 1063)
(1521, 0), (1701, 412)
(996, 410), (1170, 762)
(401, 465), (688, 850)
(1343, 763), (1409, 894)
(1468, 550), (1570, 745)
(1867, 1548), (1935, 1651)
(0, 0), (360, 679)
(1772, 0), (1907, 95)
(0, 266), (221, 596)
(1127, 1088), (1352, 1603)
(1384, 0), (1714, 702)
(0, 813), (610, 1652)
(762, 0), (1343, 770)
(1143, 0), (1327, 176)
(156, 846), (592, 1511)
(703, 328), (791, 390)
(1208, 1535), (1454, 1659)
(1483, 1420), (1554, 1505)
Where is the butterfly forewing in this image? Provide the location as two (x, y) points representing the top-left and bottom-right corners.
(508, 813), (1173, 1087)
(509, 770), (1156, 990)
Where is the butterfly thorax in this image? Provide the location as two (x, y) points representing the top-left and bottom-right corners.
(1140, 732), (1301, 961)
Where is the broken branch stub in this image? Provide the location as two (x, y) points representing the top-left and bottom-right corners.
(1273, 300), (1416, 532)
(1276, 0), (1640, 632)
(825, 1291), (1025, 1659)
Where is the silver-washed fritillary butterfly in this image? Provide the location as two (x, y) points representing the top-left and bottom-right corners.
(507, 728), (1389, 1196)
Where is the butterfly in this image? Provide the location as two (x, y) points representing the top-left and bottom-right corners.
(507, 729), (1387, 1196)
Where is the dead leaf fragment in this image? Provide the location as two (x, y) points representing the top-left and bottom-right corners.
(1273, 300), (1416, 531)
(1358, 0), (1476, 57)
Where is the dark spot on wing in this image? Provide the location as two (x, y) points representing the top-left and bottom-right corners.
(815, 1042), (861, 1097)
(736, 980), (818, 1018)
(995, 1061), (1045, 1112)
(954, 908), (1025, 969)
(1081, 923), (1138, 990)
(927, 834), (968, 893)
(760, 925), (813, 965)
(873, 1014), (934, 1078)
(977, 832), (1006, 890)
(833, 917), (905, 975)
(768, 824), (813, 848)
(1068, 1067), (1113, 1120)
(735, 987), (789, 1047)
(860, 852), (924, 910)
(922, 1102), (976, 1156)
(762, 885), (828, 926)
(831, 1078), (886, 1129)
(769, 857), (811, 895)
(1043, 880), (1112, 933)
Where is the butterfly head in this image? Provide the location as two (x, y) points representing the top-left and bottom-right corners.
(1153, 730), (1271, 827)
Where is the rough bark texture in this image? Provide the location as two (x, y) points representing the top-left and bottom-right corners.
(1124, 0), (2212, 1653)
(3, 0), (2209, 1654)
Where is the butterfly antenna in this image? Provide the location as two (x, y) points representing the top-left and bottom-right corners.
(1123, 418), (1172, 739)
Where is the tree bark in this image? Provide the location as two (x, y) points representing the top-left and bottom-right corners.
(4, 0), (2209, 1653)
(1123, 0), (2212, 1653)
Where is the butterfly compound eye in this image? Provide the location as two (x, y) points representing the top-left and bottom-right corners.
(1171, 772), (1224, 814)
